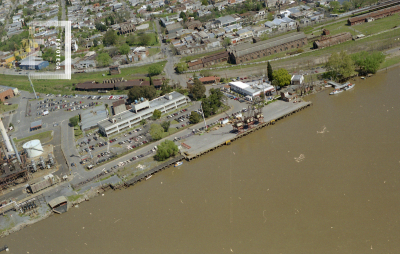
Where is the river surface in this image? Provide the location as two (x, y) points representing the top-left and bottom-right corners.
(1, 67), (400, 253)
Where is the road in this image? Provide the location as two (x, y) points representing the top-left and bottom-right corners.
(61, 0), (66, 21)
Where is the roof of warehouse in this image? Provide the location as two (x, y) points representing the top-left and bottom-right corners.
(80, 105), (108, 130)
(231, 32), (306, 57)
(30, 120), (42, 128)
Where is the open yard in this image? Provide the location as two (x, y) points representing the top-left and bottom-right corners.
(0, 61), (166, 96)
(13, 130), (53, 149)
(0, 103), (18, 113)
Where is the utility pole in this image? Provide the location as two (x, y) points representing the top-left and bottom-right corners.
(28, 73), (38, 99)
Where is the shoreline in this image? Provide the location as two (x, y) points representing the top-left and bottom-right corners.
(2, 65), (396, 238)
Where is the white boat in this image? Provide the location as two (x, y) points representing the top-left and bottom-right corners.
(174, 161), (183, 167)
(343, 83), (355, 91)
(146, 175), (152, 180)
(330, 89), (343, 95)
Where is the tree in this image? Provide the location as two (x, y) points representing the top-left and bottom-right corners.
(170, 44), (178, 55)
(222, 37), (231, 48)
(155, 140), (179, 161)
(148, 65), (162, 76)
(352, 51), (385, 74)
(119, 43), (131, 62)
(325, 51), (355, 81)
(267, 61), (273, 82)
(126, 34), (136, 46)
(152, 109), (162, 119)
(176, 62), (188, 73)
(137, 33), (152, 46)
(161, 121), (170, 132)
(190, 79), (206, 100)
(267, 12), (274, 21)
(201, 0), (208, 5)
(189, 111), (201, 124)
(69, 115), (79, 126)
(179, 11), (187, 22)
(103, 29), (117, 46)
(146, 5), (152, 11)
(15, 55), (21, 61)
(96, 52), (112, 67)
(95, 22), (107, 32)
(150, 123), (164, 140)
(128, 86), (157, 101)
(342, 1), (352, 12)
(140, 119), (146, 125)
(329, 1), (340, 12)
(272, 68), (291, 87)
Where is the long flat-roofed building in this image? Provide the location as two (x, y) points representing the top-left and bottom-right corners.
(228, 32), (307, 64)
(98, 92), (189, 136)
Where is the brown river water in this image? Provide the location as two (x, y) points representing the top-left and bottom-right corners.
(1, 67), (400, 253)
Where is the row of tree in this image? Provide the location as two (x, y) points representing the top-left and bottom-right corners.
(326, 51), (385, 81)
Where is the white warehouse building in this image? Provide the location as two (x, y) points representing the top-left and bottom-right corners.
(229, 81), (275, 98)
(98, 91), (189, 136)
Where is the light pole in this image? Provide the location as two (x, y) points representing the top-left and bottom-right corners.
(199, 102), (207, 130)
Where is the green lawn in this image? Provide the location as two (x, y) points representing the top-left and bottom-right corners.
(0, 103), (18, 113)
(67, 194), (83, 201)
(13, 130), (53, 149)
(149, 47), (161, 56)
(380, 56), (400, 69)
(0, 61), (166, 96)
(356, 14), (400, 35)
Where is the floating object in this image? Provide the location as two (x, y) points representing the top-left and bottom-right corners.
(330, 89), (343, 95)
(146, 175), (152, 180)
(174, 161), (183, 167)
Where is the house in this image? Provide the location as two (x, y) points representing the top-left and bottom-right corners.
(109, 65), (121, 75)
(215, 15), (236, 28)
(236, 28), (253, 39)
(291, 75), (304, 85)
(166, 22), (183, 34)
(280, 91), (298, 102)
(185, 20), (202, 30)
(252, 26), (272, 37)
(199, 76), (221, 84)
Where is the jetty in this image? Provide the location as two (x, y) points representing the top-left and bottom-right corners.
(183, 100), (312, 160)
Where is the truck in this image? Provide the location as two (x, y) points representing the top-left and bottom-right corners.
(42, 110), (49, 116)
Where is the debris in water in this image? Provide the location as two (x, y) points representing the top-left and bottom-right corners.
(317, 125), (329, 134)
(294, 154), (305, 162)
(230, 248), (233, 252)
(180, 199), (183, 204)
(102, 194), (104, 196)
(82, 227), (85, 229)
(75, 205), (79, 208)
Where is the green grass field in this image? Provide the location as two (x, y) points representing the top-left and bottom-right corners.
(181, 49), (226, 63)
(0, 61), (166, 96)
(13, 130), (53, 149)
(0, 103), (18, 113)
(356, 14), (400, 35)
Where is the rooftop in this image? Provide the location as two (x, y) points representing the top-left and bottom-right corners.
(80, 105), (108, 130)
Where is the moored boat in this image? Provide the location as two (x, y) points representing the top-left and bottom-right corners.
(330, 89), (343, 95)
(343, 83), (355, 91)
(174, 161), (183, 167)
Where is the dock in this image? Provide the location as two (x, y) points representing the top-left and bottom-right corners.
(183, 100), (312, 160)
(123, 100), (312, 187)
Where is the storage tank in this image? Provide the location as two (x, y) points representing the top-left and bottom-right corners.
(23, 139), (44, 158)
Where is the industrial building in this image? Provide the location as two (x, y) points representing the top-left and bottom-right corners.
(228, 32), (307, 64)
(80, 105), (108, 131)
(0, 88), (14, 102)
(229, 81), (275, 98)
(98, 92), (189, 136)
(19, 57), (49, 70)
(348, 1), (400, 26)
(313, 32), (352, 49)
